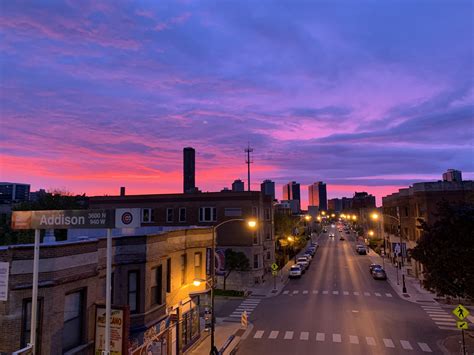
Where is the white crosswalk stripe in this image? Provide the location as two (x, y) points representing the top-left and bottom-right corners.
(349, 335), (359, 344)
(435, 321), (457, 326)
(386, 293), (393, 297)
(282, 290), (394, 298)
(268, 331), (279, 339)
(383, 338), (395, 348)
(418, 342), (432, 352)
(313, 290), (318, 294)
(366, 337), (376, 346)
(300, 332), (309, 340)
(333, 334), (342, 343)
(421, 305), (457, 330)
(293, 290), (299, 294)
(303, 290), (308, 294)
(364, 292), (370, 296)
(343, 291), (349, 295)
(333, 291), (339, 295)
(323, 290), (329, 294)
(283, 290), (289, 295)
(316, 332), (325, 341)
(400, 340), (413, 350)
(375, 292), (381, 297)
(254, 330), (264, 339)
(284, 331), (293, 340)
(353, 291), (360, 296)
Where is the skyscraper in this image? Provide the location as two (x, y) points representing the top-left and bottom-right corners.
(183, 147), (195, 193)
(442, 169), (462, 182)
(282, 181), (301, 212)
(232, 179), (245, 192)
(308, 182), (327, 211)
(261, 180), (275, 200)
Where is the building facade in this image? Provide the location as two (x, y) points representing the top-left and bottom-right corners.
(282, 182), (301, 213)
(89, 191), (275, 289)
(0, 228), (212, 355)
(260, 180), (275, 201)
(183, 147), (196, 193)
(232, 179), (245, 192)
(0, 182), (31, 204)
(308, 182), (327, 211)
(328, 198), (342, 212)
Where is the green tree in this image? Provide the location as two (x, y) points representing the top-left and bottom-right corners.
(223, 249), (250, 290)
(411, 202), (474, 299)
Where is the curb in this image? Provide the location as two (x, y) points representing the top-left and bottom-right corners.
(223, 323), (254, 355)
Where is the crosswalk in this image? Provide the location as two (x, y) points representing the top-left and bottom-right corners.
(228, 296), (262, 319)
(249, 329), (433, 352)
(421, 304), (457, 330)
(282, 289), (393, 298)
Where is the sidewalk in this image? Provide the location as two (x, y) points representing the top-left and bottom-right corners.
(367, 248), (437, 304)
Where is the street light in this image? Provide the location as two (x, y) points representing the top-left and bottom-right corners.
(209, 218), (257, 355)
(368, 230), (374, 237)
(370, 211), (407, 294)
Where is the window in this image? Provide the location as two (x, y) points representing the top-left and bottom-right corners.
(166, 258), (171, 293)
(253, 231), (258, 245)
(128, 271), (139, 313)
(142, 208), (155, 223)
(404, 207), (409, 217)
(21, 299), (42, 349)
(264, 208), (271, 221)
(266, 251), (271, 260)
(224, 208), (242, 217)
(166, 208), (174, 223)
(252, 206), (258, 218)
(265, 228), (271, 240)
(199, 207), (217, 222)
(253, 254), (259, 269)
(63, 290), (84, 352)
(181, 254), (187, 285)
(179, 207), (186, 222)
(194, 252), (202, 279)
(152, 266), (163, 305)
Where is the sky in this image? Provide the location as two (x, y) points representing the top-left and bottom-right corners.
(1, 0), (473, 207)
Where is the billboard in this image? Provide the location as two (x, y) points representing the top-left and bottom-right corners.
(95, 306), (128, 355)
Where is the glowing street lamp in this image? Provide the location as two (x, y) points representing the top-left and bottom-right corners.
(368, 230), (375, 237)
(352, 215), (357, 221)
(304, 214), (311, 221)
(371, 212), (380, 220)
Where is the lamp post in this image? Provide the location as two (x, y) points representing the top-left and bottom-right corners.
(371, 212), (407, 294)
(209, 218), (257, 355)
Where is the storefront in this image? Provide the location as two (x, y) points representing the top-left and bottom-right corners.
(129, 316), (171, 355)
(180, 296), (200, 352)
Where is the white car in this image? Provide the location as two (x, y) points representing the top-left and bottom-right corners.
(289, 265), (302, 278)
(297, 257), (310, 271)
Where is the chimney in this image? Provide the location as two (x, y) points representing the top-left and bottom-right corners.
(120, 187), (126, 196)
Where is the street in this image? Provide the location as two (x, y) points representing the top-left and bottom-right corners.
(236, 226), (454, 354)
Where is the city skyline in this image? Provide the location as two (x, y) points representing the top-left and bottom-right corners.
(1, 1), (473, 206)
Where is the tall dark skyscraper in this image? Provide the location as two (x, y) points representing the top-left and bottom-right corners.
(308, 182), (327, 211)
(282, 181), (301, 212)
(261, 179), (275, 200)
(183, 147), (195, 193)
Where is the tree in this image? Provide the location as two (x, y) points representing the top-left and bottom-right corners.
(223, 249), (250, 290)
(411, 202), (474, 299)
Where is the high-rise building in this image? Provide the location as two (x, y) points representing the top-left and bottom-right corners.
(282, 181), (301, 212)
(442, 169), (462, 182)
(232, 179), (245, 192)
(308, 182), (327, 211)
(328, 198), (342, 212)
(0, 182), (30, 204)
(351, 192), (376, 210)
(183, 147), (195, 193)
(261, 180), (275, 200)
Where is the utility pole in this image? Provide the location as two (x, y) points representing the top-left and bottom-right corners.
(245, 144), (253, 192)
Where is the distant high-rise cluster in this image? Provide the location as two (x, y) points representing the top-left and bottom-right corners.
(183, 147), (196, 193)
(308, 182), (327, 211)
(282, 181), (301, 213)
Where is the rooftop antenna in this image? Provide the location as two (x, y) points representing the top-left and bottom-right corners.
(245, 143), (253, 192)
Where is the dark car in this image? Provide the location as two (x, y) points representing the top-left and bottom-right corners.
(369, 264), (382, 273)
(356, 245), (367, 255)
(372, 268), (387, 280)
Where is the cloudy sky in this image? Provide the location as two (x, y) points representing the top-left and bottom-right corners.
(1, 0), (473, 206)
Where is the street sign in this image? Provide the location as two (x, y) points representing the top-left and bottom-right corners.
(241, 310), (248, 328)
(272, 270), (278, 276)
(453, 305), (470, 321)
(457, 321), (468, 330)
(11, 209), (114, 229)
(271, 263), (278, 271)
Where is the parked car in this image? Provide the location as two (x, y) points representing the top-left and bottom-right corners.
(323, 228), (328, 233)
(369, 264), (382, 273)
(311, 242), (319, 250)
(307, 248), (316, 256)
(289, 264), (302, 278)
(372, 268), (387, 280)
(356, 245), (367, 255)
(303, 252), (312, 261)
(297, 257), (310, 271)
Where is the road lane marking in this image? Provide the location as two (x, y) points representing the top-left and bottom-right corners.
(353, 291), (360, 296)
(268, 331), (279, 339)
(313, 290), (318, 294)
(349, 335), (359, 344)
(333, 291), (339, 295)
(386, 293), (393, 297)
(293, 290), (299, 294)
(303, 290), (308, 294)
(375, 292), (381, 297)
(333, 334), (342, 343)
(323, 290), (329, 294)
(426, 311), (449, 315)
(418, 343), (432, 352)
(316, 333), (325, 341)
(364, 292), (370, 296)
(300, 332), (309, 340)
(438, 326), (457, 330)
(242, 300), (261, 304)
(343, 291), (349, 295)
(366, 337), (376, 346)
(400, 340), (413, 350)
(431, 317), (456, 321)
(283, 290), (289, 295)
(434, 321), (457, 326)
(254, 330), (264, 339)
(383, 338), (395, 348)
(284, 331), (293, 340)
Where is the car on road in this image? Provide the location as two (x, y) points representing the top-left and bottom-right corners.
(372, 267), (387, 280)
(289, 265), (302, 278)
(369, 264), (382, 273)
(329, 233), (335, 238)
(345, 230), (350, 234)
(323, 228), (328, 233)
(356, 245), (367, 255)
(297, 256), (310, 271)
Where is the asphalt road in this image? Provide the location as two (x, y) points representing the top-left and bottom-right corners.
(236, 224), (453, 355)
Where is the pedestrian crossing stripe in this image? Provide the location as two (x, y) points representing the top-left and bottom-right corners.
(282, 290), (393, 298)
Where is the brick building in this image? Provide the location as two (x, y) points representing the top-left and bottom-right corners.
(89, 191), (275, 289)
(0, 228), (212, 354)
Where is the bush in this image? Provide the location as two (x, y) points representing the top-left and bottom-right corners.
(214, 289), (245, 297)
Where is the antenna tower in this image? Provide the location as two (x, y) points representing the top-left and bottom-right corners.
(245, 144), (253, 192)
